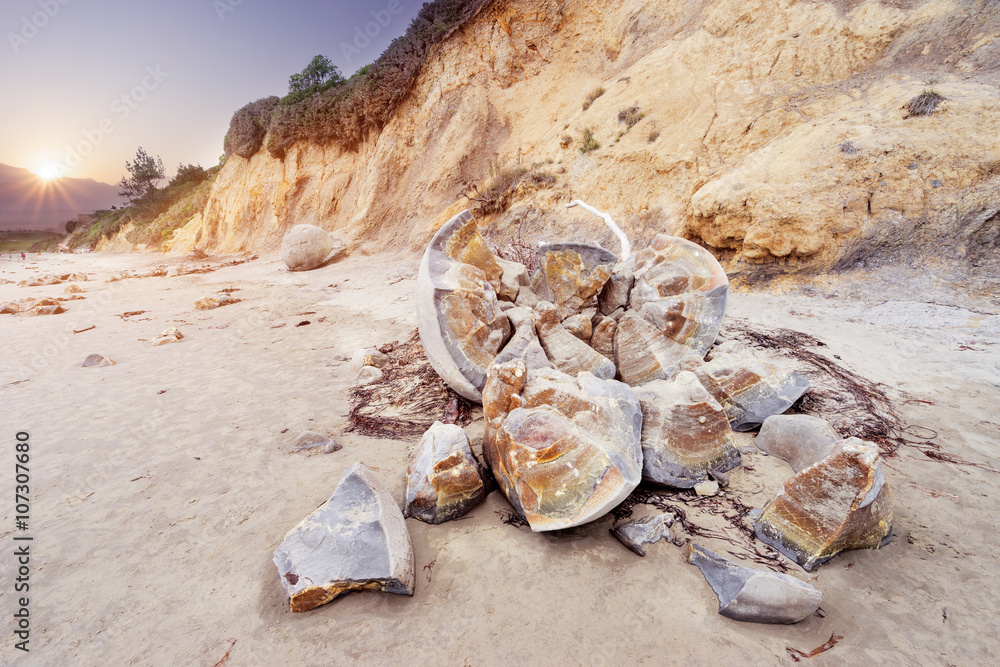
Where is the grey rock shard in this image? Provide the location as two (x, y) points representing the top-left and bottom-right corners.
(81, 354), (114, 368)
(496, 258), (530, 302)
(290, 431), (339, 453)
(610, 511), (675, 556)
(281, 224), (336, 271)
(273, 462), (414, 612)
(689, 544), (822, 624)
(404, 421), (489, 524)
(756, 415), (842, 472)
(598, 265), (634, 315)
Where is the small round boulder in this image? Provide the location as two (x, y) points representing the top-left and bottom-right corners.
(281, 224), (334, 271)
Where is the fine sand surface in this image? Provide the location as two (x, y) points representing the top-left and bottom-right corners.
(1, 250), (998, 665)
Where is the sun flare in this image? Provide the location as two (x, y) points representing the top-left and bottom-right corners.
(32, 162), (63, 181)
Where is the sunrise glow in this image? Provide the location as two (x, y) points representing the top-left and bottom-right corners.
(31, 162), (63, 181)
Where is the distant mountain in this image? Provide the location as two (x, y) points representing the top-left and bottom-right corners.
(0, 163), (123, 232)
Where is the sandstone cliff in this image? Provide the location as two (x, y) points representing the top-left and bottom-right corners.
(167, 0), (1000, 284)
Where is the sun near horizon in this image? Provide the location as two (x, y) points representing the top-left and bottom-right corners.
(29, 162), (65, 182)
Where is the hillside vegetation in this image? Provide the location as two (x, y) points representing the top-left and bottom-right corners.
(225, 0), (492, 158)
(32, 165), (220, 252)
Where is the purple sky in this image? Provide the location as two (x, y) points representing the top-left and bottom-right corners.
(0, 0), (425, 184)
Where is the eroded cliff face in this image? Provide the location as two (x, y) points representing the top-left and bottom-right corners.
(168, 0), (1000, 281)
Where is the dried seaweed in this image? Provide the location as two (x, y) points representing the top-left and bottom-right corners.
(725, 322), (1000, 472)
(612, 485), (792, 572)
(787, 632), (844, 662)
(496, 510), (529, 528)
(347, 329), (474, 439)
(723, 322), (903, 456)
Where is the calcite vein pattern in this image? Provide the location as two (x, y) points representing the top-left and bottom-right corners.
(754, 438), (893, 571)
(689, 544), (822, 624)
(273, 463), (414, 612)
(482, 360), (643, 532)
(404, 421), (489, 524)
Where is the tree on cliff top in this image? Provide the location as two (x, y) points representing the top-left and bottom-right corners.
(118, 147), (164, 206)
(283, 55), (344, 105)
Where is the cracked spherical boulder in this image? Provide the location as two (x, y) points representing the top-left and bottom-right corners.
(753, 438), (893, 571)
(690, 341), (810, 431)
(482, 360), (643, 532)
(273, 463), (414, 612)
(281, 224), (335, 271)
(689, 544), (822, 624)
(628, 234), (729, 356)
(404, 421), (489, 524)
(417, 211), (512, 402)
(532, 243), (617, 320)
(634, 371), (741, 488)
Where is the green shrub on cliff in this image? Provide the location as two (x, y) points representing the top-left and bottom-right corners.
(225, 96), (280, 159)
(225, 0), (492, 159)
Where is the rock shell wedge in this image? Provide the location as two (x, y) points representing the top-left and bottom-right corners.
(482, 360), (643, 532)
(417, 211), (512, 401)
(273, 463), (414, 612)
(628, 234), (728, 356)
(404, 421), (489, 524)
(689, 544), (822, 624)
(635, 371), (741, 488)
(692, 342), (810, 431)
(753, 438), (893, 571)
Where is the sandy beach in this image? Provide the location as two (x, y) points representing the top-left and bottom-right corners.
(1, 249), (998, 665)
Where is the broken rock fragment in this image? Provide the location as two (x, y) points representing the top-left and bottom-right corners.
(634, 371), (741, 488)
(692, 342), (810, 431)
(273, 462), (414, 612)
(150, 327), (184, 346)
(614, 313), (699, 386)
(290, 431), (339, 453)
(535, 301), (615, 380)
(754, 438), (893, 571)
(689, 544), (822, 624)
(533, 243), (616, 319)
(628, 234), (728, 356)
(610, 511), (675, 556)
(756, 415), (842, 472)
(404, 421), (488, 524)
(482, 360), (643, 531)
(81, 354), (115, 368)
(417, 211), (511, 402)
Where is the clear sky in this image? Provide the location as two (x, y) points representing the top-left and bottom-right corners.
(0, 0), (425, 185)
